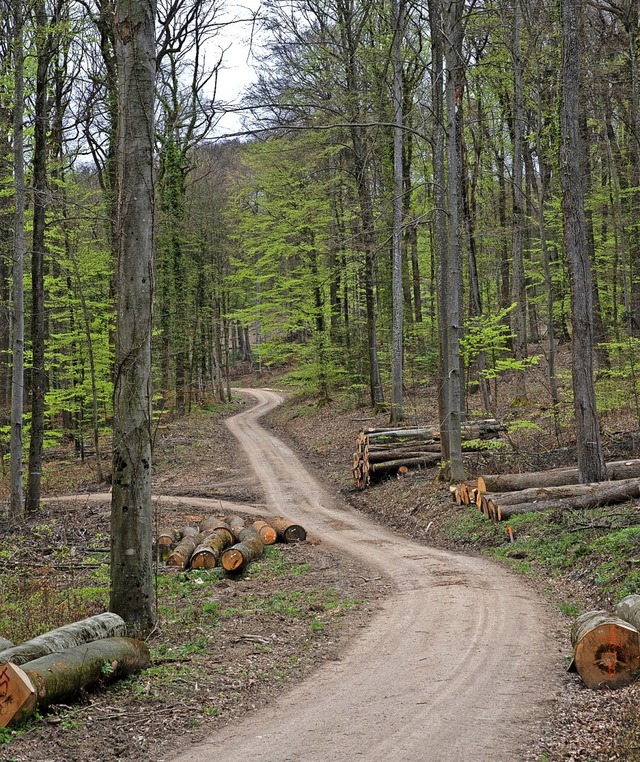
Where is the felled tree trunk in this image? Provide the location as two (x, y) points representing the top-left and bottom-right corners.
(616, 595), (640, 632)
(221, 528), (264, 573)
(199, 517), (234, 545)
(252, 520), (277, 545)
(269, 518), (307, 543)
(492, 478), (640, 520)
(0, 636), (150, 726)
(570, 610), (640, 689)
(0, 638), (13, 651)
(477, 459), (640, 493)
(190, 530), (232, 569)
(0, 612), (127, 667)
(166, 531), (199, 570)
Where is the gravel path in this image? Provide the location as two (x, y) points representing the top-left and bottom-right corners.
(173, 388), (562, 762)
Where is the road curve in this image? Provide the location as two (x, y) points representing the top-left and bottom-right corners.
(173, 388), (560, 762)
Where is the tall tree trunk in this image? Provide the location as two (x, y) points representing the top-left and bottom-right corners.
(390, 0), (405, 424)
(110, 0), (157, 634)
(26, 0), (54, 513)
(10, 0), (25, 520)
(559, 0), (607, 484)
(510, 0), (527, 399)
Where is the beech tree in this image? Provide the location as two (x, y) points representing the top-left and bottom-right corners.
(109, 0), (157, 633)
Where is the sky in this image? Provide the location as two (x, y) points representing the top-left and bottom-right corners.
(211, 1), (264, 137)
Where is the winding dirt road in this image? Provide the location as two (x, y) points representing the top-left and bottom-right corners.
(173, 388), (561, 761)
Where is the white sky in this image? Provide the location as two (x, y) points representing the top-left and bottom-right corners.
(211, 1), (264, 136)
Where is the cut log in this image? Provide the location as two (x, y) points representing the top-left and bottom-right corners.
(0, 612), (127, 667)
(269, 518), (307, 543)
(0, 636), (150, 726)
(226, 514), (247, 538)
(189, 530), (233, 569)
(369, 454), (441, 472)
(252, 520), (277, 545)
(198, 517), (234, 545)
(156, 528), (179, 562)
(616, 595), (640, 633)
(220, 533), (265, 573)
(570, 610), (640, 689)
(166, 532), (199, 570)
(477, 459), (640, 494)
(492, 478), (640, 520)
(0, 638), (13, 651)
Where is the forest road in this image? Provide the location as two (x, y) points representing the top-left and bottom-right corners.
(173, 387), (562, 762)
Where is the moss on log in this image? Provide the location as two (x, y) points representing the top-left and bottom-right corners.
(0, 612), (127, 667)
(0, 636), (150, 726)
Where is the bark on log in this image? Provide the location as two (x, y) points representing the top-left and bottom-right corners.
(166, 533), (199, 570)
(0, 613), (127, 667)
(369, 454), (441, 472)
(269, 518), (307, 543)
(251, 520), (277, 545)
(190, 530), (232, 569)
(570, 610), (640, 689)
(0, 637), (150, 726)
(477, 459), (640, 494)
(492, 478), (640, 520)
(221, 534), (265, 573)
(226, 514), (246, 538)
(0, 639), (13, 651)
(616, 595), (640, 633)
(198, 517), (234, 545)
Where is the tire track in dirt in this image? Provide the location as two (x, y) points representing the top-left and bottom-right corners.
(171, 388), (562, 762)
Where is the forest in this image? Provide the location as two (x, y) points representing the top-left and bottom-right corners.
(1, 0), (640, 615)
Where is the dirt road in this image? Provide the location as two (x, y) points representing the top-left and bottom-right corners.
(174, 388), (561, 762)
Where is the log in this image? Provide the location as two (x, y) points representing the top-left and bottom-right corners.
(369, 454), (441, 472)
(190, 530), (233, 569)
(226, 514), (247, 538)
(220, 534), (265, 573)
(269, 517), (307, 543)
(0, 637), (150, 726)
(252, 520), (277, 545)
(477, 459), (640, 494)
(166, 532), (199, 570)
(198, 517), (234, 545)
(156, 528), (179, 562)
(0, 639), (13, 651)
(492, 478), (640, 520)
(0, 613), (127, 667)
(570, 610), (640, 689)
(615, 595), (640, 633)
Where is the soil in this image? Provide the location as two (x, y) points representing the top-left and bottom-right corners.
(0, 381), (639, 761)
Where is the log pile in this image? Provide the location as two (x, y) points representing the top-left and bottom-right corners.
(352, 420), (506, 490)
(0, 613), (149, 726)
(158, 515), (307, 574)
(451, 458), (640, 522)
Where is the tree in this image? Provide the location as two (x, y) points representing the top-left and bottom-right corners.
(109, 0), (157, 633)
(10, 0), (25, 520)
(559, 0), (606, 483)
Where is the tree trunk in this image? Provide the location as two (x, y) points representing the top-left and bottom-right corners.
(616, 594), (640, 633)
(221, 532), (265, 572)
(0, 637), (150, 727)
(0, 612), (127, 666)
(489, 478), (640, 520)
(269, 518), (307, 543)
(559, 0), (607, 484)
(190, 530), (232, 569)
(477, 458), (640, 493)
(571, 611), (640, 689)
(110, 0), (157, 635)
(390, 0), (405, 424)
(10, 0), (26, 520)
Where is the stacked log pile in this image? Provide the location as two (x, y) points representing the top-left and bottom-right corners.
(451, 458), (640, 521)
(0, 613), (149, 726)
(158, 515), (307, 574)
(352, 420), (505, 490)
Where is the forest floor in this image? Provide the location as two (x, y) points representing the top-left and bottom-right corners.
(1, 357), (640, 760)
